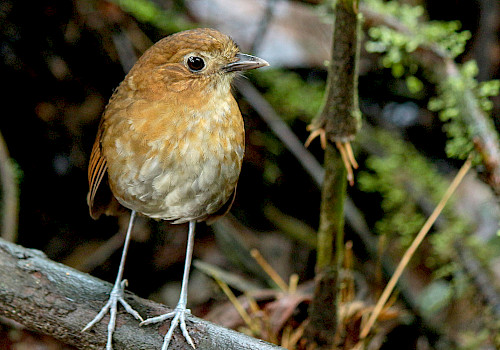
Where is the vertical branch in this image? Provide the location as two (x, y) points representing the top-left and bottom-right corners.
(317, 1), (361, 143)
(307, 145), (346, 346)
(316, 144), (347, 271)
(306, 0), (361, 347)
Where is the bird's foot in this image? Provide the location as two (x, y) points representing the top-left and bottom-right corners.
(82, 280), (144, 350)
(141, 304), (195, 350)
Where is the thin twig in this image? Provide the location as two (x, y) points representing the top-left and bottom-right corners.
(288, 274), (299, 294)
(0, 131), (19, 242)
(77, 230), (125, 272)
(215, 278), (258, 334)
(112, 31), (138, 73)
(360, 157), (472, 339)
(251, 249), (289, 292)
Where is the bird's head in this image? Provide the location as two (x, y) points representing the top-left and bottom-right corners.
(126, 28), (268, 98)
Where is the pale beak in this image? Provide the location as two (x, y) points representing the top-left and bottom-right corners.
(223, 53), (269, 72)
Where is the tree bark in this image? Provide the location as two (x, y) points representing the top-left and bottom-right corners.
(0, 238), (283, 350)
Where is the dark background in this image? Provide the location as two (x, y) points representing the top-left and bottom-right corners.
(0, 0), (498, 349)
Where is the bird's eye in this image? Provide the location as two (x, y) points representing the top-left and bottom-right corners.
(187, 56), (205, 71)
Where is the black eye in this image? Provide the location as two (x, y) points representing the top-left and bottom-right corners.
(187, 56), (205, 71)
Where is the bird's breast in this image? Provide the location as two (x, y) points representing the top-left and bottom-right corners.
(103, 94), (244, 223)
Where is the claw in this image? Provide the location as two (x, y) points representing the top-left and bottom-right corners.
(141, 306), (195, 349)
(82, 280), (143, 350)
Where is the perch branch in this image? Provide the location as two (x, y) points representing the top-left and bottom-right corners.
(0, 238), (283, 350)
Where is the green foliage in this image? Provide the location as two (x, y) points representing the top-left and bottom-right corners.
(359, 149), (426, 246)
(263, 159), (282, 184)
(405, 75), (423, 94)
(250, 69), (325, 122)
(428, 61), (500, 161)
(113, 0), (192, 33)
(365, 0), (471, 60)
(428, 218), (468, 264)
(365, 0), (471, 97)
(358, 129), (483, 320)
(365, 0), (499, 164)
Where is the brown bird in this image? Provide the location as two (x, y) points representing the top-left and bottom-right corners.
(83, 28), (268, 349)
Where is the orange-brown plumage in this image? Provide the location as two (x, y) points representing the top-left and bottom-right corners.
(88, 28), (266, 224)
(84, 28), (268, 350)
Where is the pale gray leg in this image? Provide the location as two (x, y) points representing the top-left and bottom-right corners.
(82, 210), (143, 350)
(141, 220), (196, 349)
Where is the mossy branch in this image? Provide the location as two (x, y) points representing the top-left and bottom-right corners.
(309, 0), (362, 271)
(308, 3), (362, 143)
(316, 144), (347, 271)
(306, 0), (361, 347)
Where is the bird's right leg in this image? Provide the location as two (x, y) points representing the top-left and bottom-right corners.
(140, 220), (197, 350)
(82, 210), (143, 350)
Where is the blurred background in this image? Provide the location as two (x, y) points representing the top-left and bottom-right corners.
(0, 0), (499, 349)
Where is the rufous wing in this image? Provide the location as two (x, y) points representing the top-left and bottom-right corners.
(87, 121), (124, 219)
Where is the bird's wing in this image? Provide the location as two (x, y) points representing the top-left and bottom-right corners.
(87, 120), (109, 219)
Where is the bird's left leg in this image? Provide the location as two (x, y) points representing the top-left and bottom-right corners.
(82, 210), (143, 350)
(141, 220), (197, 350)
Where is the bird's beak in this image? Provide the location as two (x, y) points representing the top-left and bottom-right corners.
(223, 53), (269, 72)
